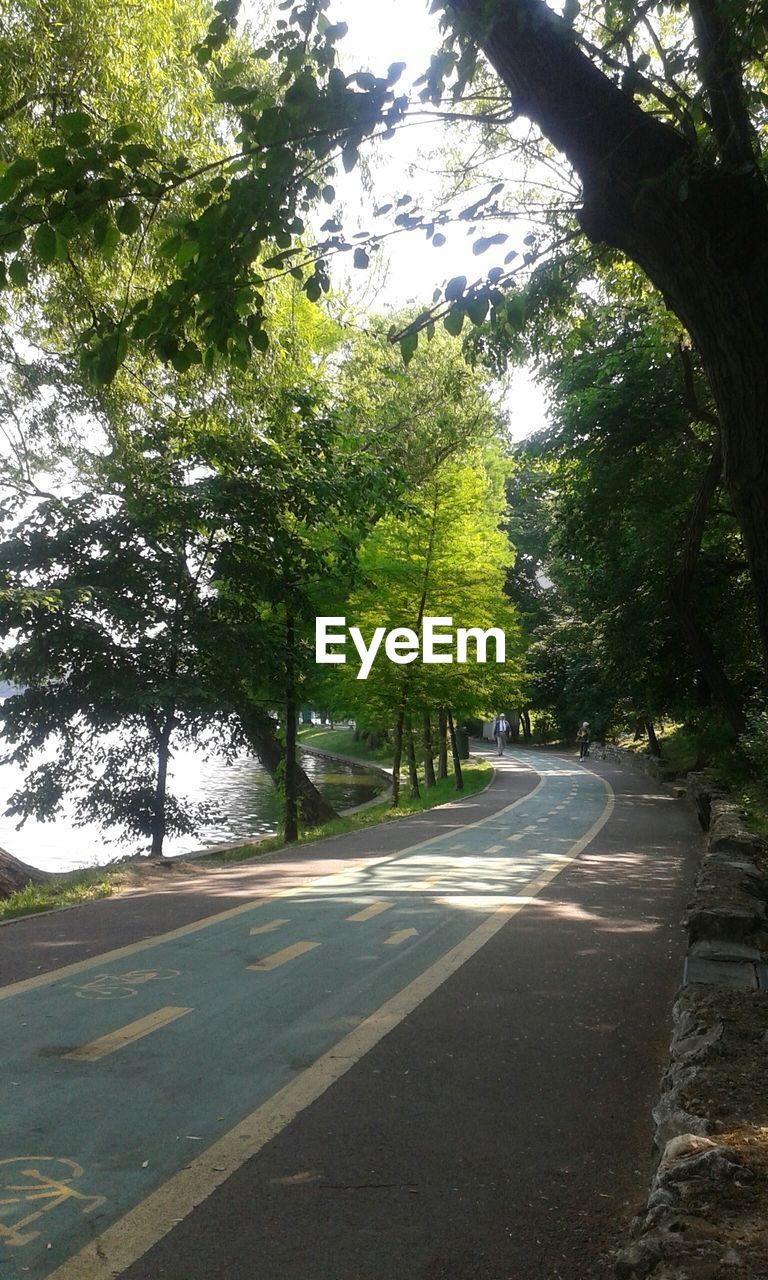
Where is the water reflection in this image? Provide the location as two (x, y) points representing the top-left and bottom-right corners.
(0, 748), (385, 875)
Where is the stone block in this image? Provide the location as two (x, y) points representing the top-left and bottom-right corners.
(683, 956), (757, 989)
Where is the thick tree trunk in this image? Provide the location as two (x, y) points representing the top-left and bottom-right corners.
(521, 709), (532, 741)
(670, 439), (746, 735)
(284, 613), (298, 843)
(437, 707), (448, 779)
(239, 705), (338, 826)
(0, 847), (48, 899)
(422, 711), (436, 787)
(509, 711), (521, 743)
(450, 0), (768, 677)
(447, 708), (464, 791)
(406, 729), (421, 800)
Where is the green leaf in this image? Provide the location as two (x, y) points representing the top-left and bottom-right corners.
(505, 294), (526, 330)
(38, 145), (69, 168)
(322, 185), (335, 203)
(94, 214), (120, 259)
(116, 202), (141, 235)
(8, 258), (28, 287)
(467, 296), (489, 326)
(176, 239), (199, 266)
(353, 247), (369, 269)
(57, 111), (92, 137)
(111, 123), (140, 143)
(32, 223), (57, 265)
(400, 331), (418, 364)
(443, 309), (464, 337)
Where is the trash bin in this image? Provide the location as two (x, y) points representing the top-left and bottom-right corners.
(457, 725), (470, 760)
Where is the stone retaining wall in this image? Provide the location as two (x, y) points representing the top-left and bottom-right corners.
(600, 742), (665, 782)
(615, 778), (768, 1278)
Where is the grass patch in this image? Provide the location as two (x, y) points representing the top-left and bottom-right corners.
(297, 725), (393, 765)
(731, 783), (768, 839)
(0, 866), (125, 922)
(208, 758), (493, 864)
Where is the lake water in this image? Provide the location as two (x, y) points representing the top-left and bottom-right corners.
(0, 747), (385, 875)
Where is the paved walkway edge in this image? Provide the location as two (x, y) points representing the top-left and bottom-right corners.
(615, 778), (768, 1278)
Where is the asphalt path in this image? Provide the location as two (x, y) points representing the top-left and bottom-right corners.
(0, 746), (700, 1280)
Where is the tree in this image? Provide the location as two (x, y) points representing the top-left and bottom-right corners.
(4, 0), (768, 686)
(504, 292), (759, 744)
(432, 0), (768, 677)
(334, 446), (523, 804)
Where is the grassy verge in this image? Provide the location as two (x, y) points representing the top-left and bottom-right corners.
(0, 866), (125, 923)
(208, 758), (493, 864)
(297, 725), (393, 765)
(617, 722), (768, 837)
(616, 723), (701, 779)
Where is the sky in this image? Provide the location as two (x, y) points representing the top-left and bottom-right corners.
(327, 0), (550, 440)
(249, 0), (551, 440)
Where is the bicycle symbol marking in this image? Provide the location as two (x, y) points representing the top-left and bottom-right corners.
(0, 1156), (105, 1248)
(66, 968), (181, 999)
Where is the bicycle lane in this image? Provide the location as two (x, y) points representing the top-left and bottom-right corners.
(0, 752), (609, 1280)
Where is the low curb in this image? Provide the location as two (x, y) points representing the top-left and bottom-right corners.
(615, 777), (768, 1278)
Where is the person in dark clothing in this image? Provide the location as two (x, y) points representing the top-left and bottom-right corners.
(491, 713), (510, 756)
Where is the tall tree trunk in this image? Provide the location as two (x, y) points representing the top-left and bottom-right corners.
(450, 0), (768, 678)
(391, 707), (406, 807)
(509, 711), (521, 743)
(447, 708), (464, 791)
(239, 705), (338, 826)
(645, 718), (662, 758)
(437, 707), (448, 780)
(422, 711), (436, 788)
(149, 715), (174, 857)
(406, 728), (421, 799)
(521, 709), (532, 741)
(283, 612), (298, 843)
(669, 438), (746, 735)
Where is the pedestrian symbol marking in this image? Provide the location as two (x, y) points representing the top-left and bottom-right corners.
(0, 1157), (104, 1248)
(66, 969), (181, 1000)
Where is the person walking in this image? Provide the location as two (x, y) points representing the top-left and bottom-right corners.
(577, 720), (590, 760)
(491, 712), (511, 756)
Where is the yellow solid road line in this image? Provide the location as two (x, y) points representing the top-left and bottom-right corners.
(346, 902), (393, 922)
(249, 919), (289, 935)
(47, 773), (614, 1280)
(247, 941), (319, 971)
(384, 928), (419, 946)
(65, 1007), (192, 1062)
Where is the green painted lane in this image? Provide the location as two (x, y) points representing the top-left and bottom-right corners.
(0, 752), (608, 1279)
